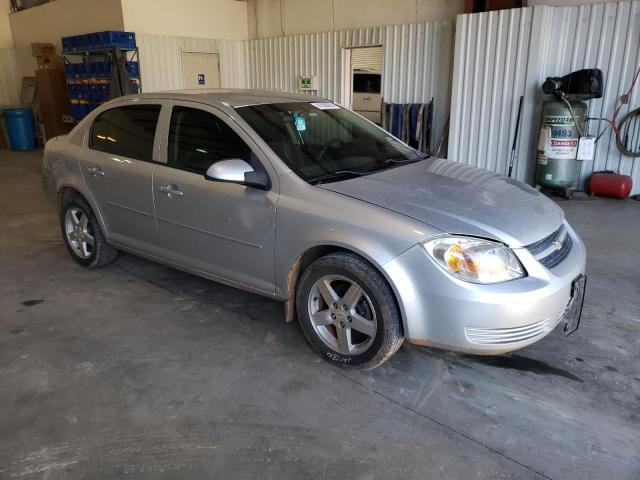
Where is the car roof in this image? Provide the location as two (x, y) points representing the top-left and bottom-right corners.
(127, 89), (327, 108)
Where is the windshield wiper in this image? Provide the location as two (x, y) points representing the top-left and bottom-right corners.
(308, 170), (368, 185)
(384, 153), (429, 164)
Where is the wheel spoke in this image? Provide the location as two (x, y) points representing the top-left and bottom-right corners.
(349, 312), (376, 337)
(336, 326), (352, 353)
(310, 310), (333, 327)
(71, 210), (81, 225)
(317, 278), (339, 305)
(342, 283), (363, 309)
(78, 213), (89, 230)
(82, 232), (94, 247)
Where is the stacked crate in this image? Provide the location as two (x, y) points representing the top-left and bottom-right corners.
(62, 31), (141, 121)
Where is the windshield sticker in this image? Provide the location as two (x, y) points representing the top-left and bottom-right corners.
(311, 102), (340, 110)
(293, 113), (307, 132)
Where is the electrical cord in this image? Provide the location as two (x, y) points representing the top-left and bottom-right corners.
(586, 65), (640, 146)
(616, 106), (640, 157)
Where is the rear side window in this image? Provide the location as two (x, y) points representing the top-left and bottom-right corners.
(90, 110), (112, 151)
(167, 106), (251, 174)
(89, 105), (161, 161)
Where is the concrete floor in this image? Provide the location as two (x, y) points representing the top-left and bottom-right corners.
(0, 149), (639, 480)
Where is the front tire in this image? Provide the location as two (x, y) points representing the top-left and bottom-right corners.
(60, 194), (118, 268)
(296, 252), (403, 369)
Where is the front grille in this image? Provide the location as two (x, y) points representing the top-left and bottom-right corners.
(465, 318), (555, 345)
(526, 224), (572, 269)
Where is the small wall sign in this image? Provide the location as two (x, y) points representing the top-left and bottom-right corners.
(299, 75), (316, 90)
(198, 73), (205, 85)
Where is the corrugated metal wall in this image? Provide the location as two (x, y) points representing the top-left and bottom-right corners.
(244, 27), (385, 100)
(135, 33), (247, 92)
(547, 1), (640, 191)
(383, 21), (453, 153)
(449, 1), (640, 194)
(0, 48), (20, 107)
(243, 21), (453, 152)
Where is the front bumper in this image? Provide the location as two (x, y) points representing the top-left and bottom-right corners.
(383, 222), (587, 354)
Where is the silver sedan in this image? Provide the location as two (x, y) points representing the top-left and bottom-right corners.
(42, 90), (586, 369)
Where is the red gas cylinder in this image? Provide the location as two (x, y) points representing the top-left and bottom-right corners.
(588, 171), (633, 199)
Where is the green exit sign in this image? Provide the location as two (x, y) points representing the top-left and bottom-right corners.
(299, 76), (314, 90)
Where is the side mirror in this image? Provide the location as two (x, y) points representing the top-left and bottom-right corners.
(205, 159), (269, 190)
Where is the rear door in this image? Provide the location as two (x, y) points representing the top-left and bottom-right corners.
(82, 102), (163, 252)
(152, 102), (277, 293)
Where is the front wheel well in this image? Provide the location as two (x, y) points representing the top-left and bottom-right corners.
(285, 246), (404, 335)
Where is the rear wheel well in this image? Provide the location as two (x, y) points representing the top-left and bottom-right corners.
(57, 187), (83, 210)
(285, 246), (404, 335)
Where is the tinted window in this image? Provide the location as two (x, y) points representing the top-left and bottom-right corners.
(168, 106), (252, 174)
(89, 105), (160, 161)
(106, 105), (161, 161)
(90, 110), (112, 151)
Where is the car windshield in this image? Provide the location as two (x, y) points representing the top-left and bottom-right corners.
(235, 101), (425, 183)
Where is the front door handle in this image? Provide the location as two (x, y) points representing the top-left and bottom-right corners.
(158, 184), (184, 197)
(87, 166), (104, 177)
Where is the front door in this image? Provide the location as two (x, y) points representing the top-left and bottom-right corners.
(82, 103), (162, 252)
(153, 104), (276, 293)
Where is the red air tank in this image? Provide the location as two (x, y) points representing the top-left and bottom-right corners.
(588, 171), (633, 199)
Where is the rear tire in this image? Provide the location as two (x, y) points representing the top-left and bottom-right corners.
(59, 194), (118, 268)
(296, 252), (403, 369)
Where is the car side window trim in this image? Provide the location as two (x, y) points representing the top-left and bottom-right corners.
(157, 100), (278, 189)
(85, 101), (166, 164)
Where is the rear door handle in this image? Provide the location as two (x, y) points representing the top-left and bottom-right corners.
(158, 184), (184, 197)
(87, 166), (104, 177)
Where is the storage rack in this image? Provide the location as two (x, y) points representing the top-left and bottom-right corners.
(62, 31), (142, 122)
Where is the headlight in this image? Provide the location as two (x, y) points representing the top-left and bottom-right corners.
(423, 236), (525, 284)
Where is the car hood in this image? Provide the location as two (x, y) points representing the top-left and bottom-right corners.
(319, 158), (564, 247)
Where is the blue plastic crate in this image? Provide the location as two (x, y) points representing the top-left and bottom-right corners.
(62, 36), (72, 53)
(95, 84), (110, 101)
(125, 61), (140, 78)
(87, 84), (110, 101)
(63, 31), (136, 53)
(69, 104), (89, 121)
(87, 60), (111, 78)
(99, 31), (136, 50)
(68, 84), (89, 100)
(65, 63), (87, 79)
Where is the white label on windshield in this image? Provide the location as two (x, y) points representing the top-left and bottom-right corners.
(311, 102), (340, 110)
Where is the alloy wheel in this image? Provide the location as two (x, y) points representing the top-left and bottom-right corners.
(307, 274), (377, 356)
(64, 207), (94, 259)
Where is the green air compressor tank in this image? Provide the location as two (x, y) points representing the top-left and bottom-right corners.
(535, 100), (587, 195)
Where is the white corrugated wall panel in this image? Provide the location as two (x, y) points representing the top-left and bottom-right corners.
(244, 27), (387, 100)
(244, 22), (452, 152)
(382, 21), (453, 154)
(135, 34), (248, 92)
(450, 1), (640, 194)
(545, 1), (640, 191)
(449, 7), (538, 182)
(136, 33), (184, 92)
(0, 48), (20, 107)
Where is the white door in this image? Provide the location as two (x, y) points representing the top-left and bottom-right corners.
(182, 52), (221, 89)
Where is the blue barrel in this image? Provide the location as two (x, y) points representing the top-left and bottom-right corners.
(3, 108), (36, 151)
